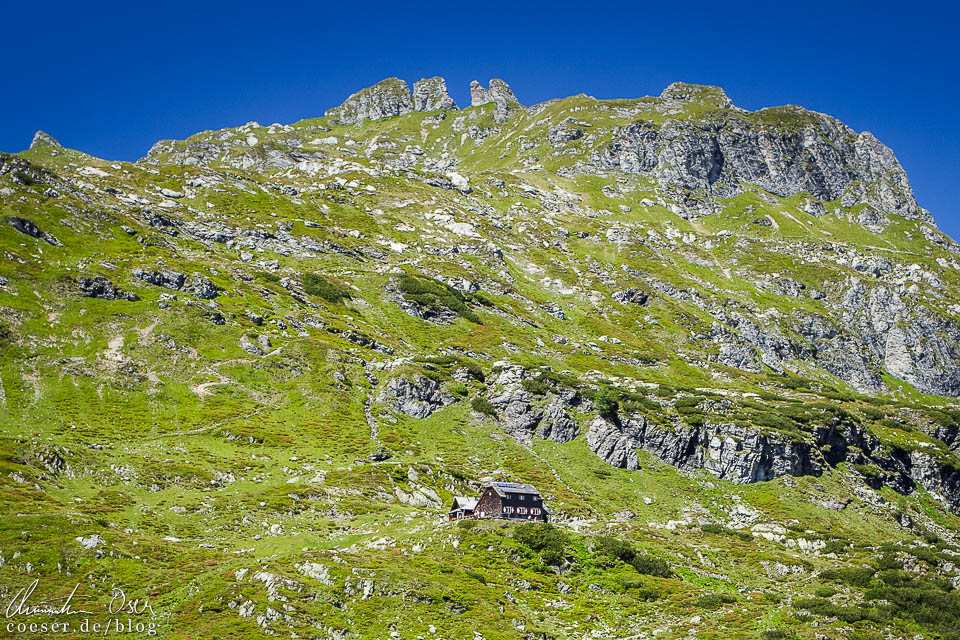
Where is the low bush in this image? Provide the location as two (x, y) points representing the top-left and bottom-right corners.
(515, 523), (569, 567)
(696, 593), (737, 609)
(593, 535), (672, 577)
(471, 396), (497, 417)
(303, 272), (351, 303)
(399, 274), (481, 323)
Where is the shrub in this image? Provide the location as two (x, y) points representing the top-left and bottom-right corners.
(821, 539), (849, 555)
(522, 378), (552, 396)
(465, 569), (486, 584)
(471, 396), (496, 417)
(696, 593), (737, 609)
(634, 587), (659, 601)
(255, 270), (280, 283)
(303, 273), (351, 303)
(515, 523), (568, 567)
(630, 554), (672, 578)
(821, 567), (875, 587)
(674, 396), (703, 409)
(593, 535), (672, 577)
(398, 274), (481, 323)
(449, 382), (469, 397)
(592, 385), (620, 420)
(12, 170), (34, 185)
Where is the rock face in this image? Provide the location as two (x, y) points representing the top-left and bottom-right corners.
(586, 413), (820, 481)
(585, 409), (960, 511)
(412, 77), (457, 112)
(30, 130), (62, 150)
(659, 82), (735, 110)
(594, 103), (927, 222)
(705, 278), (960, 398)
(325, 78), (413, 125)
(375, 376), (457, 418)
(487, 365), (579, 443)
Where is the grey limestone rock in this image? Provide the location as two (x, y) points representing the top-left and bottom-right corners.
(412, 76), (458, 112)
(594, 88), (928, 223)
(78, 276), (139, 302)
(325, 77), (413, 125)
(7, 216), (62, 246)
(375, 376), (457, 419)
(30, 130), (62, 150)
(132, 268), (186, 291)
(470, 79), (521, 124)
(183, 272), (219, 299)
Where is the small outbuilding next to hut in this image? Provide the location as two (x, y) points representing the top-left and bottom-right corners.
(474, 482), (549, 522)
(448, 496), (478, 521)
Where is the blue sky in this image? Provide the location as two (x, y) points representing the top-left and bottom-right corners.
(2, 0), (957, 239)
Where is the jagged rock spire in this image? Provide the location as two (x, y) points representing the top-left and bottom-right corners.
(469, 79), (521, 123)
(412, 77), (458, 112)
(30, 130), (62, 150)
(469, 78), (520, 107)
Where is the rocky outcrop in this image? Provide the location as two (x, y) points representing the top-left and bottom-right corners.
(132, 268), (186, 291)
(487, 365), (579, 443)
(7, 216), (62, 246)
(30, 130), (62, 150)
(536, 395), (580, 443)
(375, 376), (457, 419)
(594, 97), (928, 223)
(612, 289), (648, 305)
(78, 276), (139, 302)
(470, 79), (521, 123)
(586, 415), (816, 480)
(659, 82), (735, 110)
(325, 77), (413, 125)
(586, 416), (645, 470)
(470, 79), (519, 106)
(183, 272), (219, 299)
(584, 408), (960, 510)
(412, 77), (457, 112)
(703, 275), (960, 398)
